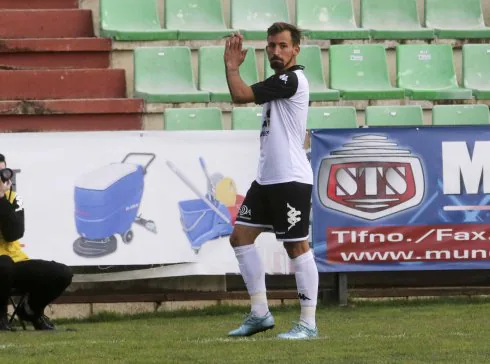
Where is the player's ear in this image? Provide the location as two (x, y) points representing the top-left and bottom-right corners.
(293, 44), (300, 57)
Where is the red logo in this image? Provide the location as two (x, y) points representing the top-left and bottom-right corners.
(317, 135), (425, 220)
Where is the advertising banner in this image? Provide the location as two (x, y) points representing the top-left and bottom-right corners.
(1, 131), (292, 275)
(311, 126), (490, 272)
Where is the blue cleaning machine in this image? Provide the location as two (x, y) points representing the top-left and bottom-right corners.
(73, 153), (157, 258)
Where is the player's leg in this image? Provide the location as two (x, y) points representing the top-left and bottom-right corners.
(267, 182), (318, 339)
(228, 181), (275, 337)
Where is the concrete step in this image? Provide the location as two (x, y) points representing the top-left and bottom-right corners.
(0, 69), (126, 99)
(0, 10), (94, 39)
(0, 38), (112, 69)
(0, 98), (144, 132)
(0, 0), (78, 9)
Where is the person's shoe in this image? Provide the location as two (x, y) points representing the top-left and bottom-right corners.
(277, 321), (318, 340)
(0, 313), (15, 332)
(228, 312), (275, 337)
(17, 304), (56, 331)
(29, 314), (56, 331)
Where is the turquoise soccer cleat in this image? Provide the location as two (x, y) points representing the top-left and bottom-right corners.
(228, 312), (275, 337)
(277, 321), (318, 340)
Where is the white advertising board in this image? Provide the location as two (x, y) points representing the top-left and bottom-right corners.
(1, 131), (294, 276)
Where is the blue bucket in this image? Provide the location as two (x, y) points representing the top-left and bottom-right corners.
(178, 198), (233, 249)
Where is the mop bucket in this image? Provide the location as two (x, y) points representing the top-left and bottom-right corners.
(166, 159), (235, 251)
(178, 198), (232, 249)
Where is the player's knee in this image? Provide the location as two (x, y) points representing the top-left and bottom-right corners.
(284, 240), (310, 259)
(229, 230), (243, 247)
(229, 225), (260, 247)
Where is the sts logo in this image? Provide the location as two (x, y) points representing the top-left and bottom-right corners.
(317, 135), (425, 220)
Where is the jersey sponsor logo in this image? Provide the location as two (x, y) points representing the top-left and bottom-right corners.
(317, 135), (425, 220)
(260, 108), (271, 137)
(287, 203), (302, 230)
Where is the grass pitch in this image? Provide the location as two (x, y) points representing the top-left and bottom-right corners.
(1, 297), (490, 363)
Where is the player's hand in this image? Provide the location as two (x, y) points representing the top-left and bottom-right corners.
(0, 180), (12, 198)
(224, 32), (248, 71)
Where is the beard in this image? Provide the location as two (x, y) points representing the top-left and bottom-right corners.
(270, 57), (285, 70)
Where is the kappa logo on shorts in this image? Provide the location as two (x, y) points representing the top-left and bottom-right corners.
(287, 203), (301, 230)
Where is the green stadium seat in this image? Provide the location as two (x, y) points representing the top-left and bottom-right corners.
(425, 0), (490, 39)
(307, 107), (358, 129)
(463, 44), (490, 99)
(396, 45), (473, 100)
(361, 0), (434, 40)
(329, 45), (404, 100)
(134, 47), (209, 103)
(296, 0), (370, 40)
(231, 0), (290, 40)
(165, 0), (231, 40)
(199, 46), (259, 102)
(164, 107), (223, 130)
(231, 107), (263, 130)
(365, 106), (424, 126)
(432, 105), (490, 125)
(99, 0), (177, 40)
(264, 45), (340, 101)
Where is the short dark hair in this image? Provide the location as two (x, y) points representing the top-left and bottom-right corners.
(267, 22), (301, 46)
(0, 154), (5, 165)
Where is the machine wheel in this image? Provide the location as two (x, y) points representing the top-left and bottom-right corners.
(73, 236), (117, 258)
(122, 230), (134, 244)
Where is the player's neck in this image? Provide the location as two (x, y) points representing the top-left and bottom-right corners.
(275, 63), (297, 75)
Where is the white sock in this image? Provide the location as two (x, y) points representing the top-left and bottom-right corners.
(234, 245), (269, 317)
(292, 249), (318, 328)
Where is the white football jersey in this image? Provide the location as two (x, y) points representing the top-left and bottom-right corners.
(251, 65), (313, 185)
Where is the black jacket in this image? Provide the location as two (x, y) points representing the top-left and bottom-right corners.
(0, 191), (25, 243)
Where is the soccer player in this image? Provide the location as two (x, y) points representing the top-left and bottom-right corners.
(224, 22), (318, 340)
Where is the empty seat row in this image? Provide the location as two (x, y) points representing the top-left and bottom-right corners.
(163, 105), (490, 131)
(101, 0), (490, 41)
(134, 44), (490, 103)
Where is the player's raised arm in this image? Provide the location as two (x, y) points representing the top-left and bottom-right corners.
(224, 33), (255, 104)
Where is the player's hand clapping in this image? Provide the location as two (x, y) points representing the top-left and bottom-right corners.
(224, 32), (248, 71)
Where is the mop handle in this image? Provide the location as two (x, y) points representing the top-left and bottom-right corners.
(166, 160), (231, 224)
(199, 157), (215, 198)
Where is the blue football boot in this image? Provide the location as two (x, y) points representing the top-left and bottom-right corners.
(228, 312), (275, 337)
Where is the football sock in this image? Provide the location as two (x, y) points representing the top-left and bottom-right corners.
(234, 245), (269, 317)
(292, 249), (318, 328)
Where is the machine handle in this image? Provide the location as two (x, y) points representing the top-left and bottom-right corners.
(122, 153), (156, 174)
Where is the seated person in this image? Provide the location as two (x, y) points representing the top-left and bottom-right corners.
(0, 153), (73, 331)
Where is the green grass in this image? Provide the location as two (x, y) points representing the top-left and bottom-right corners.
(2, 297), (490, 363)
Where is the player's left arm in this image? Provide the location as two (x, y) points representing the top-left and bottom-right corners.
(224, 33), (256, 104)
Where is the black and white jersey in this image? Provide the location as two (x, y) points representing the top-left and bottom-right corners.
(251, 65), (313, 185)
